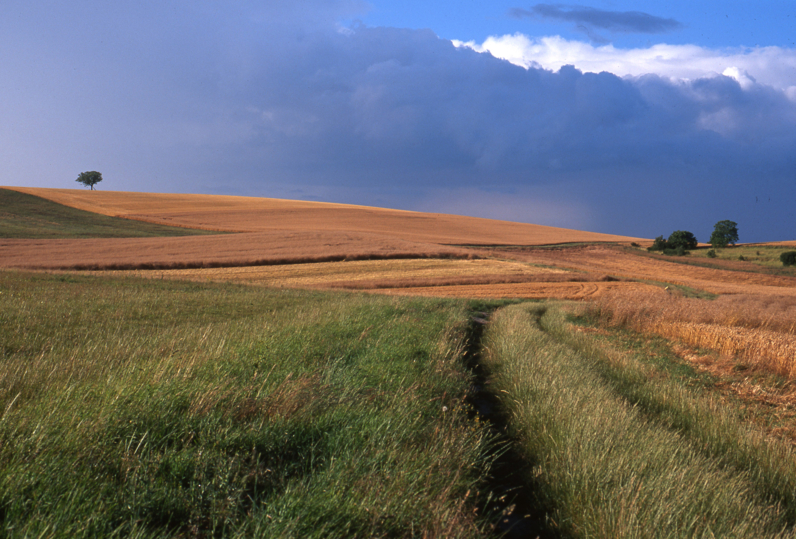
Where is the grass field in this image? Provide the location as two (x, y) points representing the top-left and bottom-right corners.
(0, 271), (503, 537)
(0, 188), (217, 238)
(689, 244), (796, 268)
(483, 302), (796, 537)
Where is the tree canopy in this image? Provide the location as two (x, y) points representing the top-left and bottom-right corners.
(709, 220), (739, 248)
(76, 171), (103, 190)
(667, 230), (698, 250)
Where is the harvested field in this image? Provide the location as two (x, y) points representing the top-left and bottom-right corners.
(6, 188), (795, 301)
(93, 258), (567, 286)
(497, 245), (796, 296)
(372, 280), (657, 300)
(83, 256), (654, 299)
(0, 231), (477, 270)
(4, 187), (645, 244)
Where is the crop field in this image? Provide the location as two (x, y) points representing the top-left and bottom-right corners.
(88, 258), (566, 287)
(0, 188), (218, 239)
(5, 187), (645, 245)
(4, 188), (796, 536)
(493, 245), (796, 296)
(594, 289), (796, 379)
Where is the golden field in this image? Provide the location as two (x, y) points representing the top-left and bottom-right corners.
(2, 187), (795, 304)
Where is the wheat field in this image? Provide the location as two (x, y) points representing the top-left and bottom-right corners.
(594, 290), (796, 378)
(4, 187), (795, 301)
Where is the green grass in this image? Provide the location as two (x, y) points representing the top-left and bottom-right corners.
(482, 302), (796, 538)
(690, 244), (796, 268)
(0, 271), (500, 537)
(632, 243), (796, 275)
(0, 188), (219, 238)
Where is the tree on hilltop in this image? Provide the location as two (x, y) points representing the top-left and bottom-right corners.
(709, 220), (739, 248)
(76, 171), (103, 190)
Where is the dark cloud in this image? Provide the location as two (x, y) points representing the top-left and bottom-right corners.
(510, 4), (683, 37)
(1, 1), (794, 241)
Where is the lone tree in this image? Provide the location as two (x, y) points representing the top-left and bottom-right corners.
(76, 170), (103, 190)
(709, 220), (739, 248)
(667, 230), (698, 251)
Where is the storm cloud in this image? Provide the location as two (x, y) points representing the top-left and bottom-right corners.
(510, 4), (683, 42)
(2, 1), (795, 241)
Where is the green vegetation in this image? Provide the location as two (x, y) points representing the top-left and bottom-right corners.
(0, 188), (218, 238)
(647, 230), (697, 255)
(482, 302), (796, 538)
(0, 271), (499, 537)
(75, 170), (103, 190)
(689, 244), (796, 269)
(667, 230), (698, 250)
(710, 220), (739, 248)
(781, 251), (796, 267)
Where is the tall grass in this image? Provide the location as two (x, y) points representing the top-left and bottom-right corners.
(593, 290), (796, 377)
(482, 302), (796, 538)
(0, 271), (497, 537)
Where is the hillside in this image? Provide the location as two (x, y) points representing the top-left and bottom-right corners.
(3, 187), (795, 300)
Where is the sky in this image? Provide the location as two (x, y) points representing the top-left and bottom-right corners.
(2, 1), (795, 242)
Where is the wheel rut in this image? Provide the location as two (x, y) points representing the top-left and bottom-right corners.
(463, 309), (560, 539)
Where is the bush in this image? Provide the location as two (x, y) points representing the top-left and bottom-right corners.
(781, 251), (796, 266)
(668, 230), (698, 251)
(707, 250), (717, 258)
(648, 236), (668, 252)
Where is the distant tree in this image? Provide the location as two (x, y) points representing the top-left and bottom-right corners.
(76, 171), (103, 190)
(667, 230), (698, 251)
(709, 220), (739, 248)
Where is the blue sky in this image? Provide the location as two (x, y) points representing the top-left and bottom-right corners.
(360, 1), (796, 48)
(2, 1), (795, 241)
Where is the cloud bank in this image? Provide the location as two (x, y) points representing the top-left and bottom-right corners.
(2, 1), (795, 241)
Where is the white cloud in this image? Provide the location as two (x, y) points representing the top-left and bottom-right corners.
(454, 34), (796, 90)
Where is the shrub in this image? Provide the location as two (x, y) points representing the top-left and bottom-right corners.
(781, 251), (796, 267)
(668, 230), (698, 251)
(707, 250), (717, 258)
(648, 236), (668, 252)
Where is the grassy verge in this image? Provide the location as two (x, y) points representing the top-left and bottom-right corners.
(692, 245), (796, 268)
(0, 271), (499, 537)
(482, 302), (796, 538)
(0, 188), (218, 238)
(625, 244), (796, 276)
